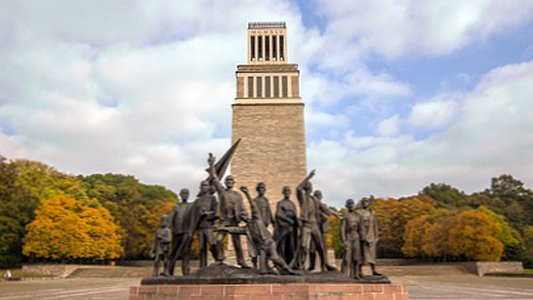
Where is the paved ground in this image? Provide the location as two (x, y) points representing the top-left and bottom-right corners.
(1, 265), (533, 299)
(392, 275), (533, 299)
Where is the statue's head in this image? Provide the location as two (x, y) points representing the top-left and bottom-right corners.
(282, 186), (291, 197)
(313, 190), (323, 200)
(225, 175), (235, 189)
(199, 180), (210, 194)
(160, 214), (170, 227)
(360, 197), (370, 209)
(304, 181), (313, 192)
(256, 182), (266, 195)
(345, 199), (355, 211)
(180, 188), (190, 203)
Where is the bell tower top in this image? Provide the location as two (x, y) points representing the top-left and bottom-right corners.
(247, 22), (287, 64)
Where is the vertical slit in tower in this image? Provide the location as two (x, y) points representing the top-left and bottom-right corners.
(272, 35), (277, 61)
(258, 36), (263, 61)
(250, 35), (255, 61)
(265, 76), (271, 97)
(248, 76), (254, 98)
(265, 36), (270, 61)
(280, 35), (284, 61)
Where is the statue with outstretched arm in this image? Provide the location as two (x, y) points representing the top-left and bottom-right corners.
(207, 153), (251, 269)
(291, 169), (337, 272)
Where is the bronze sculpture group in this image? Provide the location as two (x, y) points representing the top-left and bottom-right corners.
(150, 150), (382, 281)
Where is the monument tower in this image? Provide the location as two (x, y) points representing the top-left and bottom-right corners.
(231, 22), (307, 210)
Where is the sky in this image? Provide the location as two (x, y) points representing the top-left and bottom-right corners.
(1, 0), (533, 208)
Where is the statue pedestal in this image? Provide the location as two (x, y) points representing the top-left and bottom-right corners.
(132, 264), (407, 299)
(130, 283), (408, 300)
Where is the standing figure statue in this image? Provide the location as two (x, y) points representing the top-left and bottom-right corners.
(167, 188), (193, 276)
(208, 153), (251, 269)
(357, 197), (382, 276)
(273, 186), (299, 266)
(340, 199), (363, 280)
(252, 182), (274, 268)
(192, 180), (221, 269)
(291, 170), (336, 272)
(308, 190), (330, 271)
(150, 215), (172, 277)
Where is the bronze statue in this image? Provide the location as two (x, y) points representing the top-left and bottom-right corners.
(167, 188), (193, 275)
(150, 215), (172, 277)
(216, 186), (297, 275)
(341, 199), (363, 280)
(273, 186), (299, 266)
(254, 182), (274, 228)
(208, 153), (251, 269)
(357, 197), (381, 276)
(291, 170), (336, 272)
(308, 189), (330, 271)
(192, 180), (221, 268)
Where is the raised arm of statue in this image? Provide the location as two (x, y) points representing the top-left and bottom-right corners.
(207, 153), (225, 193)
(297, 169), (316, 192)
(240, 186), (259, 221)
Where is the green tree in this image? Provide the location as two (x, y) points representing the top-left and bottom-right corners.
(420, 183), (466, 207)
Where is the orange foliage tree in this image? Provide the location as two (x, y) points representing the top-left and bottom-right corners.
(23, 196), (123, 261)
(372, 195), (437, 257)
(449, 209), (504, 261)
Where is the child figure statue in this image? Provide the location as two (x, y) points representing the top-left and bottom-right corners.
(150, 214), (172, 277)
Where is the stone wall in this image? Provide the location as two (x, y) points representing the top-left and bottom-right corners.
(130, 283), (409, 300)
(465, 261), (523, 276)
(231, 103), (307, 213)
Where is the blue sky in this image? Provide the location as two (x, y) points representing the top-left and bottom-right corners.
(1, 1), (533, 207)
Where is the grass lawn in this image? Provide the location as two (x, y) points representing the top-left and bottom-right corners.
(523, 268), (533, 274)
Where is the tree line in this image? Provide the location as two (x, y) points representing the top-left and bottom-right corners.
(1, 155), (532, 267)
(326, 176), (533, 267)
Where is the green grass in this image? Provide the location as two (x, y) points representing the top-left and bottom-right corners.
(522, 269), (533, 274)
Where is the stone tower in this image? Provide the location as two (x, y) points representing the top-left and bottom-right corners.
(231, 22), (307, 211)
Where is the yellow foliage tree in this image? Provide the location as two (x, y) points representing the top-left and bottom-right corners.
(23, 196), (123, 261)
(449, 210), (504, 261)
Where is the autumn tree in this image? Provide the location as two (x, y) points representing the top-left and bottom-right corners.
(449, 209), (504, 261)
(402, 208), (457, 260)
(81, 173), (177, 258)
(0, 157), (90, 266)
(23, 196), (123, 261)
(372, 195), (437, 257)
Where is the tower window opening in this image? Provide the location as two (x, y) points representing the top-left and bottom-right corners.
(280, 35), (284, 61)
(272, 35), (277, 60)
(265, 36), (270, 61)
(282, 76), (288, 97)
(265, 76), (271, 97)
(256, 76), (262, 97)
(250, 36), (255, 61)
(273, 76), (279, 97)
(258, 36), (263, 61)
(248, 76), (254, 98)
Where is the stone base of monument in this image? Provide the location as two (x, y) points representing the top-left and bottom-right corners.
(131, 264), (408, 299)
(130, 283), (408, 300)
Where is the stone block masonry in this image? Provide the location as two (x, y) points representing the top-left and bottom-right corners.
(231, 102), (307, 211)
(130, 283), (409, 299)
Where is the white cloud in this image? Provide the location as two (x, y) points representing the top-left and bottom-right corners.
(313, 0), (533, 60)
(309, 60), (533, 208)
(375, 115), (400, 136)
(408, 97), (460, 130)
